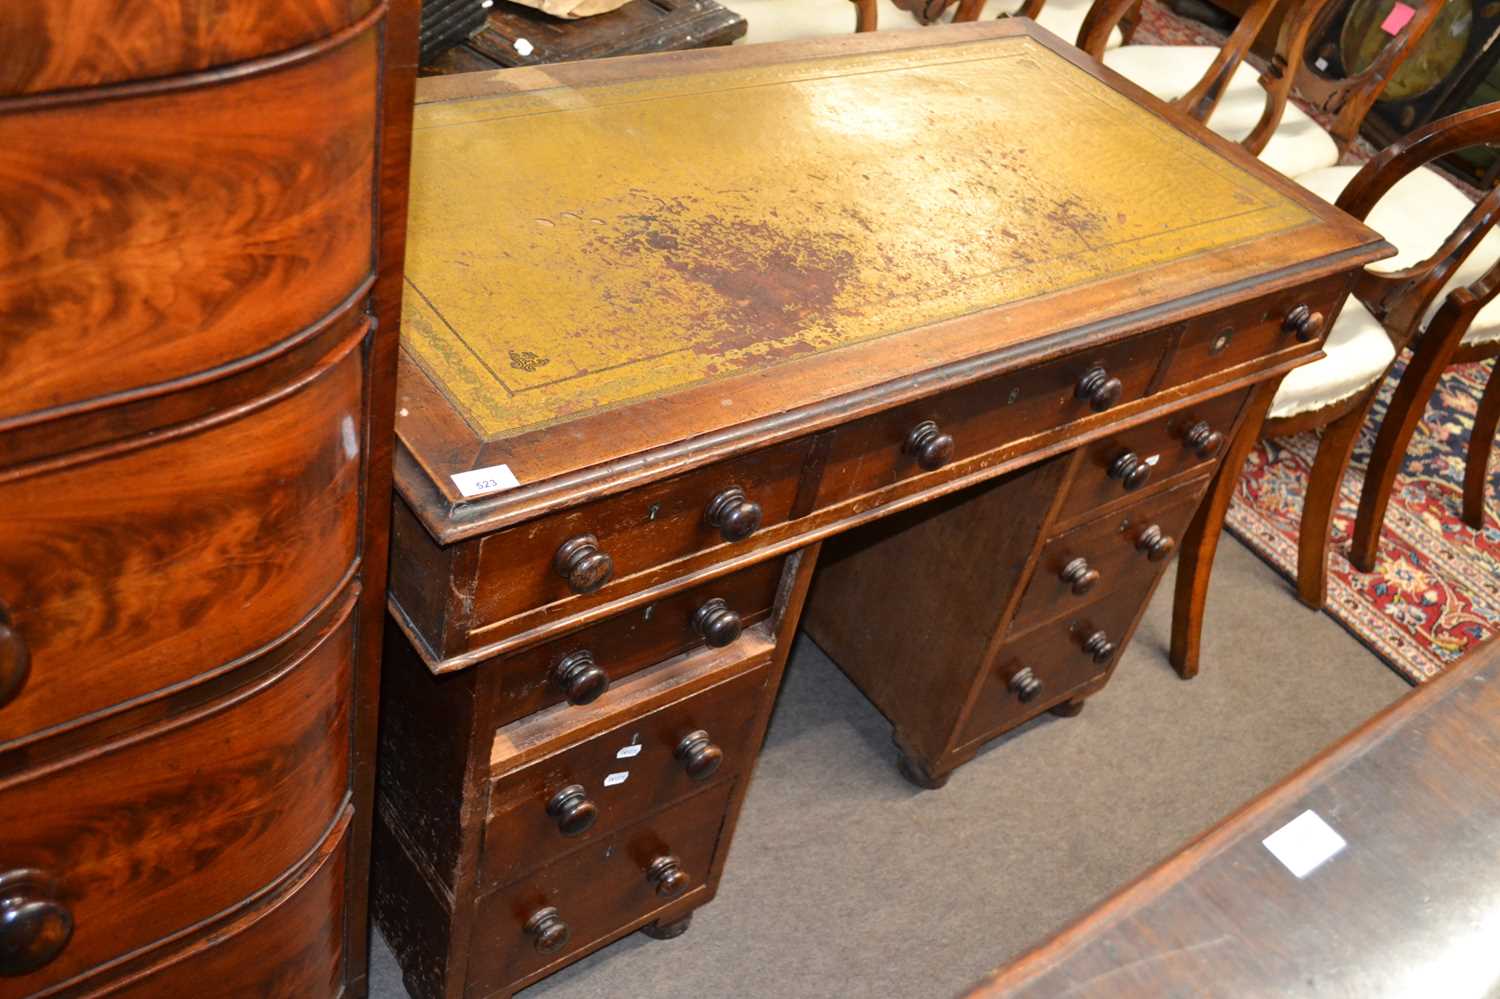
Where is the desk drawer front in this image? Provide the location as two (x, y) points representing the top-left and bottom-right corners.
(471, 781), (735, 993)
(472, 437), (810, 629)
(1054, 387), (1246, 525)
(484, 656), (768, 887)
(489, 558), (782, 728)
(1010, 477), (1208, 636)
(815, 332), (1162, 505)
(960, 588), (1145, 748)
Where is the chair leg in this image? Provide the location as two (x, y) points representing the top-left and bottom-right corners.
(1463, 359), (1500, 530)
(1170, 380), (1279, 679)
(1295, 391), (1379, 609)
(851, 0), (878, 32)
(1350, 335), (1464, 572)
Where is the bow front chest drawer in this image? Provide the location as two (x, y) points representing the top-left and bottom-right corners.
(372, 21), (1386, 998)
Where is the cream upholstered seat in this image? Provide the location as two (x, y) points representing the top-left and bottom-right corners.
(1268, 301), (1395, 419)
(1024, 0), (1125, 49)
(731, 0), (1123, 48)
(1102, 45), (1339, 177)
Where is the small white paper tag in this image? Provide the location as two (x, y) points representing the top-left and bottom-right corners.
(451, 463), (521, 499)
(514, 37), (535, 57)
(603, 771), (629, 787)
(1263, 809), (1346, 878)
(616, 744), (642, 759)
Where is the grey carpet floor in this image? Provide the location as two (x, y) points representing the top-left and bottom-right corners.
(368, 535), (1409, 998)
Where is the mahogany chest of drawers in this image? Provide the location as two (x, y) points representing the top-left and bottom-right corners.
(372, 21), (1386, 999)
(0, 1), (417, 994)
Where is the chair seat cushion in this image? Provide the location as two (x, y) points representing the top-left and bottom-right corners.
(733, 0), (939, 45)
(1027, 0), (1124, 50)
(1269, 299), (1395, 419)
(1299, 165), (1500, 348)
(1102, 45), (1339, 177)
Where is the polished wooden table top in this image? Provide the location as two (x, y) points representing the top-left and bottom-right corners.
(969, 640), (1500, 998)
(396, 22), (1380, 514)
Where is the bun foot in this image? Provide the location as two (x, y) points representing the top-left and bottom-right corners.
(1049, 697), (1087, 718)
(640, 914), (693, 940)
(896, 751), (950, 790)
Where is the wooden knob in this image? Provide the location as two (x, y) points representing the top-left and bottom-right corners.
(1082, 630), (1116, 664)
(0, 606), (29, 711)
(554, 535), (613, 595)
(1075, 366), (1124, 412)
(551, 650), (609, 706)
(1136, 524), (1176, 562)
(1008, 666), (1043, 703)
(523, 906), (570, 955)
(675, 730), (722, 780)
(1058, 557), (1101, 596)
(0, 870), (72, 977)
(704, 487), (763, 543)
(1107, 451), (1151, 491)
(1182, 420), (1224, 459)
(1284, 304), (1326, 342)
(903, 420), (955, 471)
(545, 785), (598, 837)
(646, 855), (691, 898)
(691, 598), (742, 648)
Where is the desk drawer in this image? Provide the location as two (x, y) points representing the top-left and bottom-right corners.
(815, 331), (1163, 505)
(489, 558), (782, 728)
(471, 437), (810, 630)
(960, 588), (1145, 749)
(471, 781), (735, 994)
(483, 648), (769, 887)
(1155, 273), (1350, 391)
(1054, 388), (1246, 526)
(1009, 477), (1209, 636)
(0, 606), (351, 993)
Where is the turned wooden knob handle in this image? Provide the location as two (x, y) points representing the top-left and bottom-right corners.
(1136, 524), (1176, 562)
(1008, 666), (1043, 703)
(1082, 630), (1116, 664)
(523, 906), (571, 955)
(904, 420), (955, 471)
(1075, 366), (1124, 412)
(704, 487), (762, 543)
(646, 855), (691, 898)
(1058, 557), (1101, 596)
(1107, 451), (1151, 491)
(0, 870), (72, 977)
(691, 598), (742, 648)
(675, 730), (722, 780)
(554, 535), (613, 595)
(1182, 420), (1224, 459)
(1284, 304), (1325, 342)
(0, 606), (30, 712)
(545, 785), (598, 837)
(551, 650), (609, 706)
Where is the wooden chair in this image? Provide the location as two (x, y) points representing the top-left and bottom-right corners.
(1170, 104), (1500, 678)
(1080, 0), (1443, 177)
(893, 0), (1133, 49)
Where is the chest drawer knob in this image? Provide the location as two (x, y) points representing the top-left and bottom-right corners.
(1007, 666), (1043, 702)
(523, 906), (571, 955)
(1075, 366), (1124, 412)
(675, 730), (723, 780)
(705, 487), (763, 543)
(1284, 304), (1326, 342)
(1107, 451), (1151, 491)
(552, 650), (609, 705)
(1182, 420), (1225, 459)
(0, 869), (72, 977)
(1082, 630), (1116, 664)
(554, 535), (613, 595)
(1135, 524), (1176, 562)
(0, 606), (29, 711)
(1058, 557), (1101, 596)
(692, 598), (742, 648)
(545, 785), (599, 837)
(904, 420), (955, 471)
(646, 855), (691, 898)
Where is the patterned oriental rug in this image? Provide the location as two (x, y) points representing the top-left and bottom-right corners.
(1125, 1), (1500, 683)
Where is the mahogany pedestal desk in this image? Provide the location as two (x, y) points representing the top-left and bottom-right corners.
(372, 21), (1387, 998)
